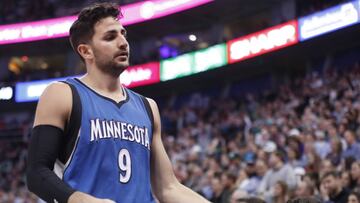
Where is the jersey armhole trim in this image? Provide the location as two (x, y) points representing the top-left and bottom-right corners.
(59, 81), (82, 165)
(140, 96), (154, 135)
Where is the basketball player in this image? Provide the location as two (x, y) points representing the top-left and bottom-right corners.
(26, 3), (210, 203)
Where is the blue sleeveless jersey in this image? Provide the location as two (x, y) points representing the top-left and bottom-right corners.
(59, 78), (155, 203)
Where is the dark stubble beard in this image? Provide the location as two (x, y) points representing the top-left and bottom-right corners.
(93, 48), (129, 77)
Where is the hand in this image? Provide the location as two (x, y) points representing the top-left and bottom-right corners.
(68, 191), (116, 203)
(320, 183), (329, 201)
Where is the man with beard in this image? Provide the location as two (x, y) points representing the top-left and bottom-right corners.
(321, 171), (350, 203)
(26, 3), (210, 203)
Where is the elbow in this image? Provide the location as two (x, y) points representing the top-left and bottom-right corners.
(155, 181), (181, 202)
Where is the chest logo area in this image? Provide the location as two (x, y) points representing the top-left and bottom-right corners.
(90, 118), (150, 150)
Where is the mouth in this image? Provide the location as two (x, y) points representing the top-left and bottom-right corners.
(114, 51), (129, 59)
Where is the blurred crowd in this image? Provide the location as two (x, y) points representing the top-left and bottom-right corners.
(0, 141), (35, 203)
(1, 58), (360, 202)
(161, 61), (360, 203)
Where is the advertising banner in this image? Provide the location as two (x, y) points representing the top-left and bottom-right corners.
(0, 0), (213, 45)
(121, 62), (160, 87)
(160, 53), (194, 81)
(15, 77), (68, 102)
(193, 43), (227, 73)
(227, 20), (298, 64)
(299, 0), (360, 41)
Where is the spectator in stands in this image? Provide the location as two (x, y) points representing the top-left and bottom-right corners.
(210, 175), (224, 203)
(351, 161), (360, 190)
(294, 180), (316, 198)
(256, 159), (268, 182)
(348, 191), (360, 203)
(258, 150), (297, 200)
(319, 159), (336, 179)
(302, 142), (321, 174)
(236, 159), (261, 195)
(342, 171), (353, 191)
(220, 172), (237, 203)
(326, 137), (343, 166)
(230, 189), (248, 203)
(314, 130), (331, 159)
(287, 147), (303, 168)
(272, 181), (289, 203)
(343, 130), (360, 160)
(321, 171), (350, 203)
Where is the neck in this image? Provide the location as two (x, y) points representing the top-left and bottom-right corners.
(84, 64), (123, 92)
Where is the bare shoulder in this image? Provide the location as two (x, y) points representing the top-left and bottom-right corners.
(145, 97), (158, 111)
(33, 82), (72, 129)
(144, 97), (161, 131)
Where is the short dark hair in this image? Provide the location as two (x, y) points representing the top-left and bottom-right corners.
(321, 170), (340, 182)
(69, 2), (123, 60)
(274, 150), (286, 163)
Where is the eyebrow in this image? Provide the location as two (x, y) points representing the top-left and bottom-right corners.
(103, 28), (127, 36)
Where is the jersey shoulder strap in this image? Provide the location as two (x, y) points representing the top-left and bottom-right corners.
(59, 80), (82, 164)
(139, 95), (154, 134)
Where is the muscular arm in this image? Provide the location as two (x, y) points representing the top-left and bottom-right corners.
(26, 82), (76, 203)
(27, 82), (113, 203)
(148, 98), (210, 203)
(32, 82), (72, 128)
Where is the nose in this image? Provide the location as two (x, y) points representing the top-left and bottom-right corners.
(118, 36), (128, 50)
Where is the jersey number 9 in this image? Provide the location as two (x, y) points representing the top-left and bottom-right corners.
(118, 149), (131, 183)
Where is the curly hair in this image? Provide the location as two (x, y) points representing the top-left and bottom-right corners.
(69, 2), (123, 60)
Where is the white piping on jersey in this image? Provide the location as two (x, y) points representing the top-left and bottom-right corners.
(54, 159), (65, 179)
(53, 129), (81, 179)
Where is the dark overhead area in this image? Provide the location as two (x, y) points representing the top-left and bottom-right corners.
(126, 0), (286, 40)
